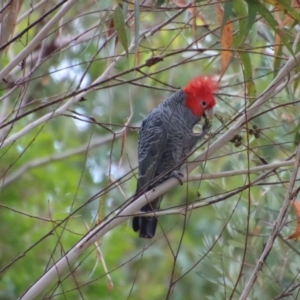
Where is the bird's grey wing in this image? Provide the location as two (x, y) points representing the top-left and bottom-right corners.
(136, 111), (168, 192)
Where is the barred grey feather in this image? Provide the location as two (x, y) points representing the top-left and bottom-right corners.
(132, 90), (210, 238)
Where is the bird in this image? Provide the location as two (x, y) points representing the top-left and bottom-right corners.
(132, 76), (218, 238)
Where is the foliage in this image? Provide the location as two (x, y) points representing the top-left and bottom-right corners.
(0, 0), (300, 299)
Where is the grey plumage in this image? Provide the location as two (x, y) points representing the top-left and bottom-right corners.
(132, 89), (211, 238)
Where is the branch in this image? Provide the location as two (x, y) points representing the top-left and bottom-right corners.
(188, 159), (295, 182)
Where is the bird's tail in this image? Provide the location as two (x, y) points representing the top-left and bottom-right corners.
(132, 197), (162, 238)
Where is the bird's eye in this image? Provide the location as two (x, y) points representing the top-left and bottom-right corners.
(201, 101), (207, 107)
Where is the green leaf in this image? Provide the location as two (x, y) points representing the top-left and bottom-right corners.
(293, 42), (300, 92)
(294, 122), (300, 147)
(233, 0), (256, 48)
(239, 52), (257, 101)
(246, 1), (257, 36)
(221, 0), (233, 33)
(280, 28), (294, 57)
(233, 0), (256, 99)
(113, 6), (128, 56)
(246, 0), (276, 27)
(269, 0), (300, 24)
(155, 0), (165, 7)
(273, 41), (283, 78)
(246, 0), (294, 55)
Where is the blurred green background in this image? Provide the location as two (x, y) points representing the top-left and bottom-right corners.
(0, 0), (300, 299)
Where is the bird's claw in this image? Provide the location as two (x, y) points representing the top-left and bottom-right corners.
(202, 114), (212, 135)
(172, 170), (184, 185)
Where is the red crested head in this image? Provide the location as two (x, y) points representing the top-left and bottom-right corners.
(182, 76), (218, 117)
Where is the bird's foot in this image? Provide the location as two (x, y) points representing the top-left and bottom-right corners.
(172, 170), (184, 185)
(202, 114), (212, 135)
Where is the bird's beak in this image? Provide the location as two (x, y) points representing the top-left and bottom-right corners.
(205, 107), (214, 120)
